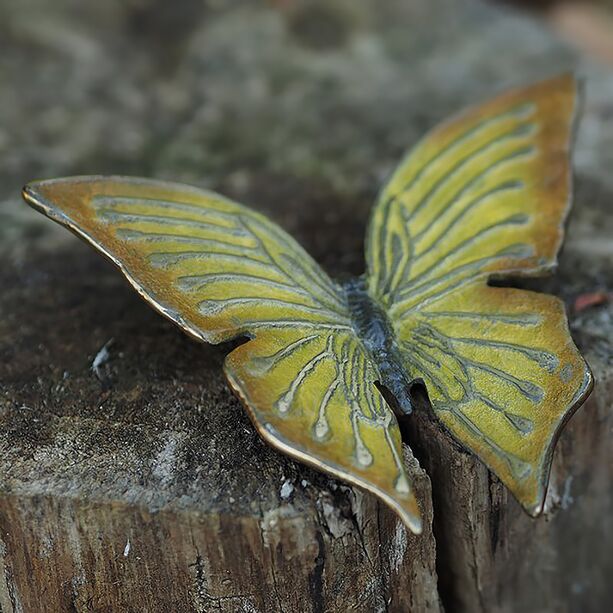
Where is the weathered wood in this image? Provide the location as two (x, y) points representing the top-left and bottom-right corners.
(0, 478), (438, 612)
(408, 271), (613, 612)
(0, 249), (440, 612)
(0, 0), (612, 611)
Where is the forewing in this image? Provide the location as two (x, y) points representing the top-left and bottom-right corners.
(365, 76), (593, 514)
(367, 75), (576, 309)
(23, 176), (421, 532)
(23, 177), (349, 344)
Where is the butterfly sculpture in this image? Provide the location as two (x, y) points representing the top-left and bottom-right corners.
(23, 75), (593, 534)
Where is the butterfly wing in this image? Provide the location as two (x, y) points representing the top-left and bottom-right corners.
(225, 327), (421, 532)
(365, 75), (593, 514)
(23, 176), (422, 532)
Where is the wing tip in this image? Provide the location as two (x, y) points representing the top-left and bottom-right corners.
(22, 180), (78, 228)
(507, 71), (577, 100)
(395, 501), (424, 535)
(22, 182), (41, 207)
(525, 363), (594, 519)
(22, 181), (58, 219)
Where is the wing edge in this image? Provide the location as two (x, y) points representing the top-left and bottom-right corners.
(224, 363), (424, 535)
(530, 360), (593, 516)
(23, 178), (220, 345)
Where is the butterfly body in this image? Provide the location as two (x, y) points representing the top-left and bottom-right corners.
(23, 75), (593, 533)
(343, 276), (415, 417)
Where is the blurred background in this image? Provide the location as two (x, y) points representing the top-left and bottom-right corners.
(0, 1), (612, 612)
(1, 0), (613, 263)
(508, 0), (613, 63)
(1, 0), (613, 269)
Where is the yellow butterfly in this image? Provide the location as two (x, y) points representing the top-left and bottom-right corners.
(22, 75), (593, 534)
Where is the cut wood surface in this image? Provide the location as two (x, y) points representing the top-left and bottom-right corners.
(0, 0), (612, 611)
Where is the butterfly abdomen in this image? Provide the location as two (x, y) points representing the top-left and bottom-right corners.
(343, 277), (415, 417)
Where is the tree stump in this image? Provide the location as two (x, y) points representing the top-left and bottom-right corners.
(0, 0), (611, 611)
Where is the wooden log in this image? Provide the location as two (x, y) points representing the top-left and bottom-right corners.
(1, 0), (612, 611)
(0, 250), (440, 612)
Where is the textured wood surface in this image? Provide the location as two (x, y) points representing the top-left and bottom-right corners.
(1, 0), (612, 611)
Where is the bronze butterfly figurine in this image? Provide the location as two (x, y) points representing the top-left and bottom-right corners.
(23, 75), (593, 534)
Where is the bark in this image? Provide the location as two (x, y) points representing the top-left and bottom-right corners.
(0, 0), (612, 611)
